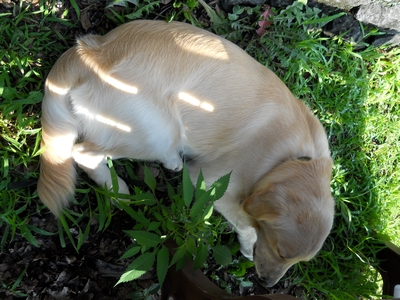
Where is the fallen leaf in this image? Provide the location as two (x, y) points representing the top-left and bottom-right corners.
(256, 5), (273, 37)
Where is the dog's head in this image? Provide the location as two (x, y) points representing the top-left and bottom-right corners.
(243, 157), (334, 287)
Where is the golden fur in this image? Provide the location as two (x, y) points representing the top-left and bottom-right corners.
(38, 20), (334, 286)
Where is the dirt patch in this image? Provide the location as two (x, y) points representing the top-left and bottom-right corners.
(0, 206), (299, 299)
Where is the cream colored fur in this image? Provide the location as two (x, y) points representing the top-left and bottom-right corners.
(38, 20), (334, 286)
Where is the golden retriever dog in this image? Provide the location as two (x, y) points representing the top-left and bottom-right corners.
(38, 20), (334, 287)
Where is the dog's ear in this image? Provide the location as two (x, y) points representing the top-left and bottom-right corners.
(244, 157), (333, 222)
(243, 183), (281, 221)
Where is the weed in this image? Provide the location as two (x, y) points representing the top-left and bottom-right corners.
(116, 164), (231, 287)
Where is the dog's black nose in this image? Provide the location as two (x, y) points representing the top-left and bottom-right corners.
(259, 276), (278, 288)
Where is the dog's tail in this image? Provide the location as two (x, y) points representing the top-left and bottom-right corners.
(37, 46), (91, 216)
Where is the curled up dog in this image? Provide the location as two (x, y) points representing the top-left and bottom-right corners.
(37, 20), (335, 287)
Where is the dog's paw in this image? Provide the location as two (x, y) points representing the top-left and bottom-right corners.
(237, 226), (257, 261)
(240, 246), (254, 261)
(163, 155), (183, 172)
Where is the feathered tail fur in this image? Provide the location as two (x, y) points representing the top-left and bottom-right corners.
(37, 46), (89, 216)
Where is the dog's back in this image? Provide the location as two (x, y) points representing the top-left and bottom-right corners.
(38, 20), (306, 215)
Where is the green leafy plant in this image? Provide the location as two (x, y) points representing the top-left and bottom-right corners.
(116, 163), (231, 288)
(167, 0), (199, 23)
(199, 0), (260, 43)
(106, 0), (161, 24)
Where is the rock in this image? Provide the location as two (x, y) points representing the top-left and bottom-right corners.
(357, 2), (400, 29)
(355, 2), (400, 46)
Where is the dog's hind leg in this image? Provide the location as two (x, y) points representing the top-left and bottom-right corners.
(71, 142), (130, 195)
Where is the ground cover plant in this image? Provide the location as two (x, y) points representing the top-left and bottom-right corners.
(1, 0), (399, 298)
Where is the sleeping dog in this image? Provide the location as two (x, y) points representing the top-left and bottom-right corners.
(38, 20), (334, 287)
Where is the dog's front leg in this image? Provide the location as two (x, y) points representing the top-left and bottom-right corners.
(162, 151), (183, 172)
(214, 197), (258, 261)
(236, 226), (258, 261)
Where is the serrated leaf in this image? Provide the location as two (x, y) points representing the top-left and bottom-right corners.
(119, 246), (141, 260)
(157, 245), (169, 287)
(189, 190), (211, 218)
(202, 203), (214, 221)
(144, 165), (156, 193)
(190, 172), (231, 217)
(120, 203), (150, 226)
(185, 238), (197, 255)
(169, 245), (187, 268)
(212, 245), (232, 265)
(209, 172), (231, 201)
(167, 182), (177, 200)
(194, 242), (209, 269)
(195, 170), (206, 201)
(117, 252), (155, 284)
(148, 222), (161, 232)
(125, 230), (162, 247)
(182, 163), (194, 207)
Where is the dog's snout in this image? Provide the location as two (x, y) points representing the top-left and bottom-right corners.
(259, 276), (279, 288)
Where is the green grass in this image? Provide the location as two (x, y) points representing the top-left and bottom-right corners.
(1, 0), (399, 299)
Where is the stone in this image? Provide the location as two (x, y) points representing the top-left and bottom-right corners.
(356, 2), (400, 29)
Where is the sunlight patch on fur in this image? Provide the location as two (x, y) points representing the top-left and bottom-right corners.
(102, 74), (138, 94)
(173, 33), (229, 61)
(74, 106), (131, 132)
(48, 134), (76, 160)
(46, 81), (69, 95)
(72, 146), (105, 170)
(178, 92), (214, 112)
(95, 115), (131, 132)
(78, 51), (139, 94)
